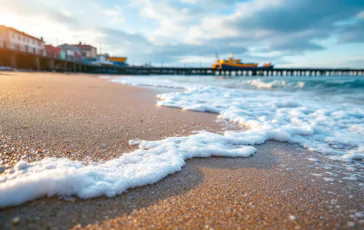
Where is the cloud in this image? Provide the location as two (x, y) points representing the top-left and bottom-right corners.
(358, 11), (364, 19)
(1, 0), (364, 67)
(337, 19), (364, 43)
(98, 27), (249, 64)
(103, 6), (125, 24)
(185, 0), (364, 54)
(45, 11), (80, 27)
(0, 0), (80, 27)
(232, 0), (362, 33)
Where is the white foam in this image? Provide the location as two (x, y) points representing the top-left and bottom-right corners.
(111, 77), (195, 89)
(323, 177), (335, 182)
(342, 175), (358, 181)
(244, 79), (287, 89)
(308, 158), (320, 163)
(129, 139), (141, 146)
(154, 85), (364, 161)
(14, 160), (31, 170)
(236, 79), (308, 90)
(289, 215), (297, 221)
(0, 132), (255, 207)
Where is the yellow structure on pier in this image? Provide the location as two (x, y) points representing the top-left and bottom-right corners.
(212, 54), (273, 70)
(108, 57), (127, 62)
(108, 57), (128, 67)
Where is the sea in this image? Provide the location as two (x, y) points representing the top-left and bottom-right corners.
(0, 75), (363, 207)
(113, 75), (364, 161)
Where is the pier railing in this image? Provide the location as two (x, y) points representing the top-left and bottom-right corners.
(108, 66), (364, 77)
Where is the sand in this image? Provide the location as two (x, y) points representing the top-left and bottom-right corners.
(0, 72), (223, 165)
(0, 72), (363, 229)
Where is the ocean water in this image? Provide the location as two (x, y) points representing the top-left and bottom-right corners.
(114, 75), (364, 161)
(0, 75), (363, 207)
(112, 75), (364, 105)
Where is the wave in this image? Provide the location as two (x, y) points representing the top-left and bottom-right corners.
(235, 78), (364, 91)
(236, 79), (293, 89)
(110, 76), (364, 93)
(303, 79), (364, 89)
(156, 85), (364, 163)
(110, 77), (193, 89)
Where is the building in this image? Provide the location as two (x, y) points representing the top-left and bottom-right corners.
(98, 54), (113, 66)
(84, 54), (113, 66)
(108, 57), (128, 67)
(0, 25), (46, 56)
(71, 42), (97, 58)
(45, 45), (61, 59)
(58, 44), (83, 62)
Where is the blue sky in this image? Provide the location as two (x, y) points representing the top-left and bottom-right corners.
(0, 0), (363, 67)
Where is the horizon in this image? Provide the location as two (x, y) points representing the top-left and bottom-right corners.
(0, 0), (363, 68)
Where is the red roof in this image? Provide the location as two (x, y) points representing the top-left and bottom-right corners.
(45, 45), (61, 53)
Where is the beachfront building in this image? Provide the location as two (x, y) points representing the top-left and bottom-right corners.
(0, 25), (46, 56)
(98, 54), (113, 66)
(81, 54), (111, 66)
(109, 57), (128, 67)
(58, 44), (83, 62)
(45, 45), (65, 59)
(71, 42), (97, 58)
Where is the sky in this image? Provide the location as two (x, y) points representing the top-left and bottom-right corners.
(0, 0), (363, 67)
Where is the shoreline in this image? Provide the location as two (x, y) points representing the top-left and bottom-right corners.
(0, 72), (223, 166)
(0, 72), (363, 229)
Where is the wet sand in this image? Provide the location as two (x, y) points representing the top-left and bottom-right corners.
(0, 72), (223, 165)
(0, 72), (363, 229)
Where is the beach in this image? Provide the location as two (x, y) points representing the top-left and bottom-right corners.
(0, 72), (363, 229)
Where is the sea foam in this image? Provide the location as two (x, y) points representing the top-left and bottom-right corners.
(0, 132), (255, 207)
(155, 85), (364, 161)
(116, 76), (364, 161)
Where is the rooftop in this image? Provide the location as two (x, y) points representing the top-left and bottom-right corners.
(0, 25), (44, 42)
(71, 43), (97, 50)
(58, 44), (81, 52)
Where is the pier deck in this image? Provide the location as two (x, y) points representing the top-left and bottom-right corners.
(109, 66), (364, 76)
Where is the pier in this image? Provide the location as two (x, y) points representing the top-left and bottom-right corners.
(101, 66), (364, 77)
(0, 47), (363, 76)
